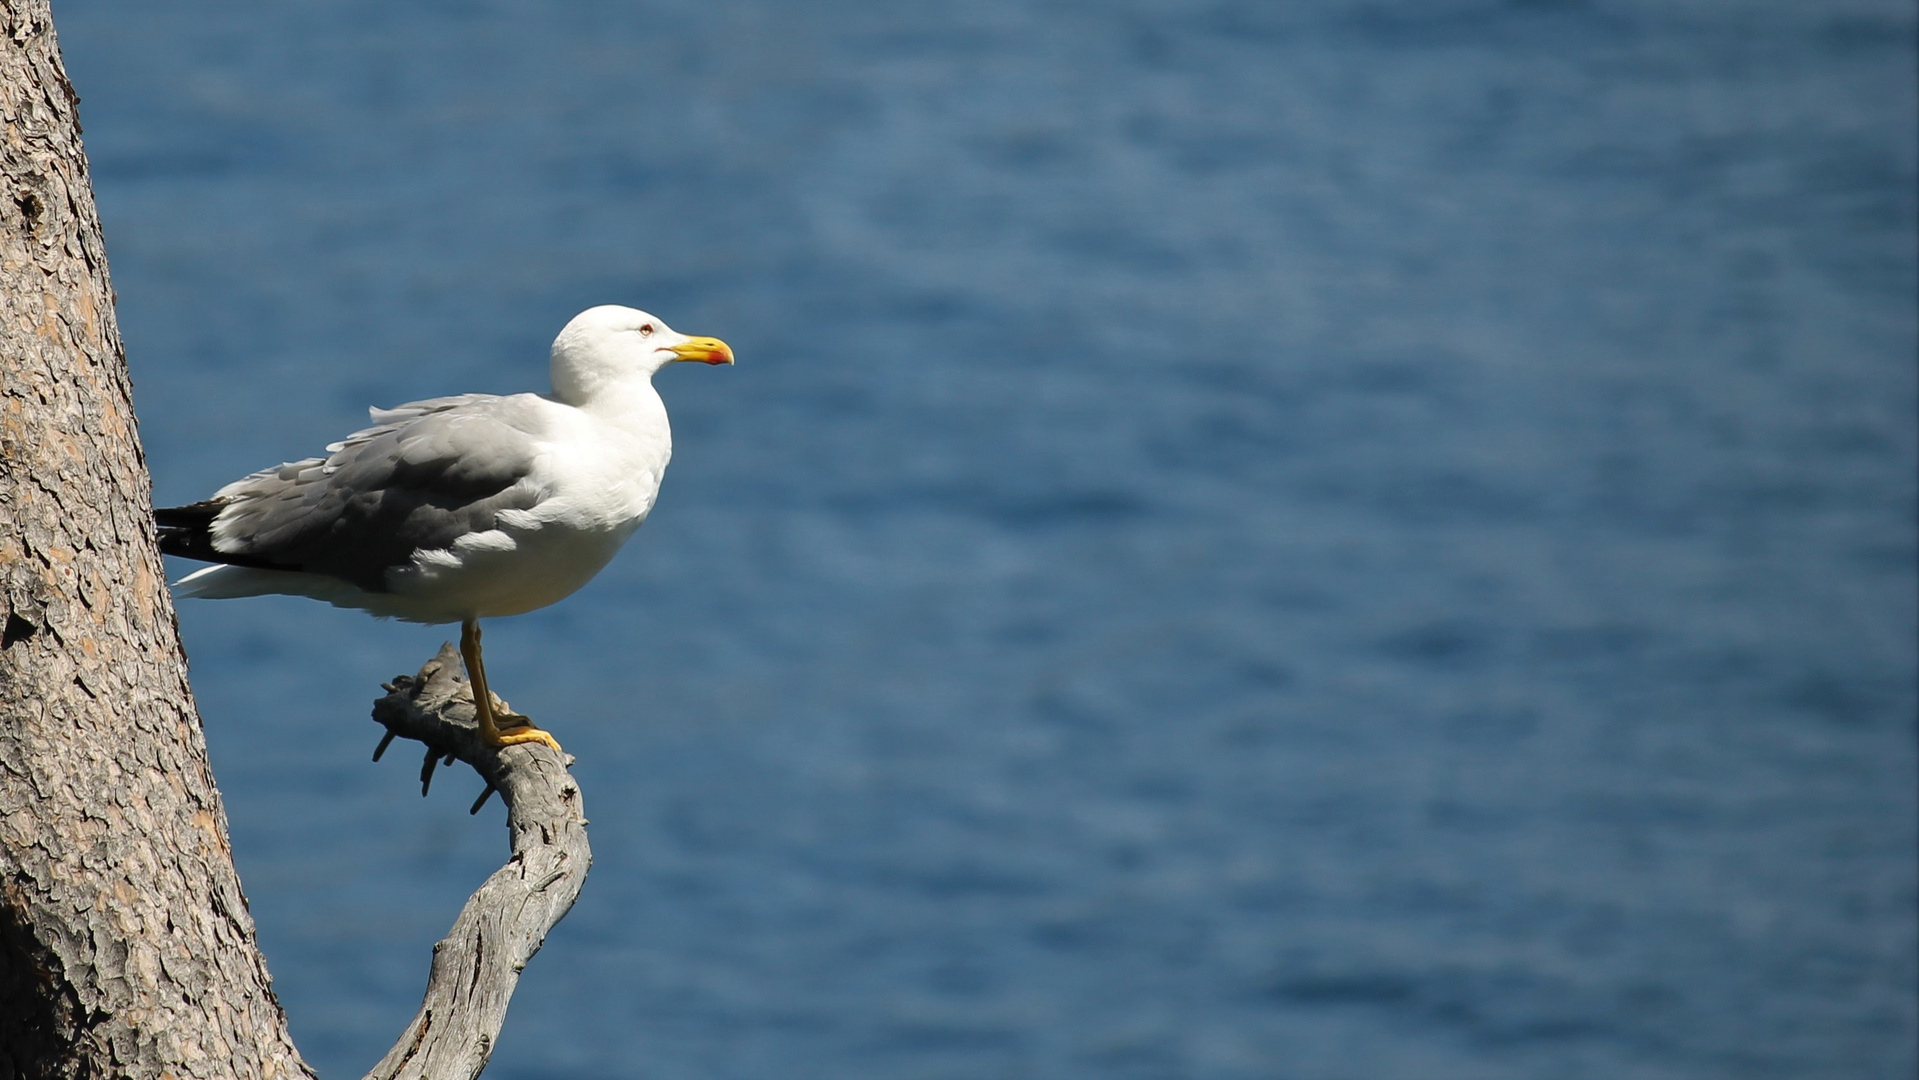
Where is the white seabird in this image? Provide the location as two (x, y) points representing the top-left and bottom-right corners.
(157, 305), (734, 751)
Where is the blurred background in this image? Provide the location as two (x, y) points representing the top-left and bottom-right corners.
(56, 1), (1915, 1077)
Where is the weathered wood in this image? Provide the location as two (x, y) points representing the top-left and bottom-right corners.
(365, 644), (592, 1080)
(0, 2), (313, 1076)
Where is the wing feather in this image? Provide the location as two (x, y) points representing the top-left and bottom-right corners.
(179, 394), (552, 592)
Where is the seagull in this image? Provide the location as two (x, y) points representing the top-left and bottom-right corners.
(156, 305), (733, 752)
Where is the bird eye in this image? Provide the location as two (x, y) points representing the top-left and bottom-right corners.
(639, 324), (654, 337)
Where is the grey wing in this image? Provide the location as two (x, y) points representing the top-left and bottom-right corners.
(204, 394), (550, 592)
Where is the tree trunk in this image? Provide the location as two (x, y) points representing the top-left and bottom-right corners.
(0, 2), (313, 1076)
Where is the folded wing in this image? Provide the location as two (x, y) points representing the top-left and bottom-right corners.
(157, 394), (550, 593)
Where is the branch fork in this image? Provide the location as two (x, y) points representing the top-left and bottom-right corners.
(363, 643), (592, 1080)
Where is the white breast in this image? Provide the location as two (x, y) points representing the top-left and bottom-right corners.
(388, 388), (673, 620)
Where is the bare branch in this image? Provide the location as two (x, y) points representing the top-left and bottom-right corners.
(364, 644), (592, 1080)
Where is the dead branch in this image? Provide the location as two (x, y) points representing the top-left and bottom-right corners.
(363, 643), (592, 1080)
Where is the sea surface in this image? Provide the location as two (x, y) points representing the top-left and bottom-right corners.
(54, 2), (1917, 1077)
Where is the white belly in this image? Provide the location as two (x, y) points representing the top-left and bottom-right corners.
(400, 523), (632, 619)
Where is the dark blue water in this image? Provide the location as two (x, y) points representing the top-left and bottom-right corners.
(57, 2), (1916, 1077)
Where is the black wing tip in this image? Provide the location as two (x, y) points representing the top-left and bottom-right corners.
(154, 499), (228, 529)
(155, 499), (223, 561)
(154, 498), (300, 572)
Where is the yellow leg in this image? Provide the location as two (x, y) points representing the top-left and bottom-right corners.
(459, 619), (563, 753)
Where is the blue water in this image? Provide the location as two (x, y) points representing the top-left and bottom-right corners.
(57, 2), (1916, 1077)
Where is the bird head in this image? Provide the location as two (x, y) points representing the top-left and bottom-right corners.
(550, 305), (734, 404)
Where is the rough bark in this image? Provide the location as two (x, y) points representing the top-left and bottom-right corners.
(365, 647), (591, 1080)
(0, 2), (313, 1076)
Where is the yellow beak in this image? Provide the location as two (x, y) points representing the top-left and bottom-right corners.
(669, 336), (735, 366)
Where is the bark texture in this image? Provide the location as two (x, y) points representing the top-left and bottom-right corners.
(0, 2), (312, 1076)
(366, 646), (590, 1080)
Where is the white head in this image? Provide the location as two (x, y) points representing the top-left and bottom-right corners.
(549, 304), (734, 405)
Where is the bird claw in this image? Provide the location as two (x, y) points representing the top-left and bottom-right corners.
(487, 723), (563, 753)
